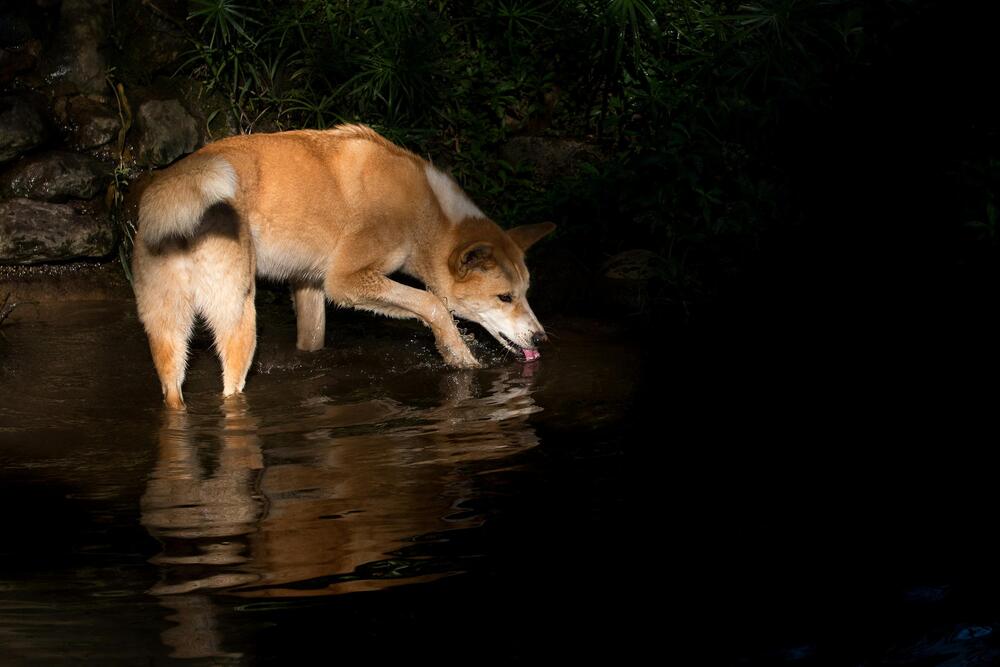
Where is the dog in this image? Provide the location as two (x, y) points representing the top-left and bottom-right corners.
(132, 125), (555, 408)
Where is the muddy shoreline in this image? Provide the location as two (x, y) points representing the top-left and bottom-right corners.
(0, 260), (132, 304)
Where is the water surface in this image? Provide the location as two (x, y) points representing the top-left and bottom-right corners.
(0, 299), (632, 662)
(5, 296), (999, 665)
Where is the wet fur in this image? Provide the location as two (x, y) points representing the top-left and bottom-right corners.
(132, 125), (554, 408)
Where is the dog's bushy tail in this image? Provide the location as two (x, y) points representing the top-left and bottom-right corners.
(138, 154), (237, 245)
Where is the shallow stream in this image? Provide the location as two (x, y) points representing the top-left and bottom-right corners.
(0, 299), (632, 662)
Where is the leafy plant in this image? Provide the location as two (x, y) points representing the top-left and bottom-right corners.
(166, 0), (961, 315)
(106, 71), (138, 283)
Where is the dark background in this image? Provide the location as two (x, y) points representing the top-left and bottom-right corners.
(4, 1), (999, 331)
(4, 1), (1000, 664)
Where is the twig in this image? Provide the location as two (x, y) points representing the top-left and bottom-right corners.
(0, 293), (16, 327)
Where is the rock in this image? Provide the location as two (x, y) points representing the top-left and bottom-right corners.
(603, 249), (669, 281)
(117, 1), (189, 78)
(174, 79), (239, 140)
(0, 198), (114, 264)
(65, 95), (120, 150)
(0, 95), (48, 162)
(39, 0), (109, 96)
(0, 39), (42, 86)
(0, 3), (41, 85)
(0, 7), (34, 47)
(500, 137), (600, 184)
(135, 99), (199, 166)
(599, 249), (671, 314)
(1, 150), (109, 201)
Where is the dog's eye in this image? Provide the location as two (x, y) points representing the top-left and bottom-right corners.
(497, 293), (513, 303)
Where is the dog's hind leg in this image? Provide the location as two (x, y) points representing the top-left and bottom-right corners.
(193, 206), (257, 397)
(133, 238), (196, 408)
(136, 274), (195, 409)
(292, 283), (325, 351)
(211, 289), (257, 396)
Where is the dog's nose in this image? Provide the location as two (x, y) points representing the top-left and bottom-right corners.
(530, 331), (547, 347)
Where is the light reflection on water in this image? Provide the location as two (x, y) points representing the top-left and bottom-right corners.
(142, 368), (541, 597)
(0, 300), (632, 662)
(140, 365), (543, 657)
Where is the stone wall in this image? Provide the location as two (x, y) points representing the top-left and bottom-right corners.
(0, 1), (613, 311)
(0, 0), (221, 266)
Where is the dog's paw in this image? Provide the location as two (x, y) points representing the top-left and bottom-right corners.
(440, 345), (481, 369)
(453, 356), (482, 370)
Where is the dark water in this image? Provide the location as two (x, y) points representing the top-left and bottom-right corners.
(0, 299), (632, 664)
(4, 297), (1000, 665)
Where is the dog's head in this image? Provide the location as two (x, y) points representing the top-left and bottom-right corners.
(444, 221), (556, 362)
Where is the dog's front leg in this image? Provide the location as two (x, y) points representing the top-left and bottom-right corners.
(325, 270), (480, 368)
(292, 282), (326, 351)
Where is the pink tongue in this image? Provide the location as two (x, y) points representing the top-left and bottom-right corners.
(523, 348), (540, 362)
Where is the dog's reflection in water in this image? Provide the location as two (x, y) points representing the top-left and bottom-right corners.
(140, 396), (262, 659)
(141, 367), (540, 658)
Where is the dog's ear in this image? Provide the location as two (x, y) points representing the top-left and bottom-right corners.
(507, 222), (556, 251)
(450, 242), (496, 279)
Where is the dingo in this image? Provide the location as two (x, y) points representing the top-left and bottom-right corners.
(132, 125), (555, 408)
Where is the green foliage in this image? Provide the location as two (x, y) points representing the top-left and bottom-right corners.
(188, 0), (261, 47)
(174, 1), (930, 313)
(105, 71), (138, 283)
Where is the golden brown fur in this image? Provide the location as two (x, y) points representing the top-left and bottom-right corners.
(132, 125), (554, 407)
